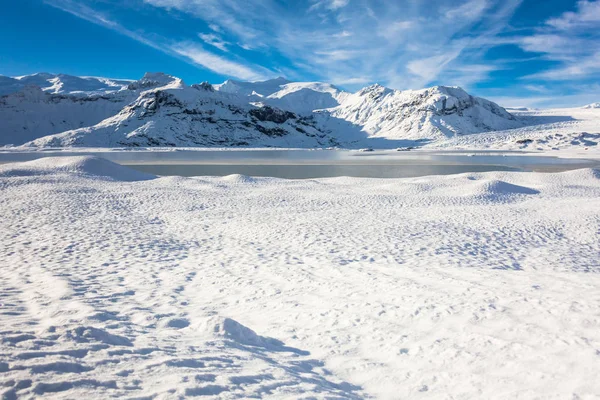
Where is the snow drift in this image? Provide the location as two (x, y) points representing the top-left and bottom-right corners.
(0, 156), (155, 181)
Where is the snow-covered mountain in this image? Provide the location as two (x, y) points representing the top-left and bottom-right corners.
(324, 84), (523, 141)
(0, 72), (132, 95)
(0, 73), (181, 146)
(0, 86), (138, 145)
(583, 102), (600, 109)
(27, 79), (338, 148)
(215, 77), (349, 115)
(0, 71), (524, 148)
(215, 76), (291, 97)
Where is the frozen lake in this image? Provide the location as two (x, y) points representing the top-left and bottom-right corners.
(0, 149), (598, 178)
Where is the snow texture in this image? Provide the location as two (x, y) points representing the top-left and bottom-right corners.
(1, 156), (600, 399)
(428, 107), (600, 156)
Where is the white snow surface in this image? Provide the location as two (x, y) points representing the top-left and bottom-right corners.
(427, 107), (600, 156)
(1, 156), (600, 399)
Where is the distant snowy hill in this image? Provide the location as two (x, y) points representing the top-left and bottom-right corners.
(583, 102), (600, 109)
(0, 86), (137, 145)
(1, 71), (525, 148)
(215, 77), (349, 115)
(215, 76), (291, 97)
(0, 72), (132, 95)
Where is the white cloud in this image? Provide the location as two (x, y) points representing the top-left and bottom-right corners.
(208, 24), (222, 33)
(45, 0), (270, 81)
(309, 0), (349, 12)
(490, 86), (600, 108)
(546, 0), (600, 29)
(198, 33), (229, 52)
(173, 43), (267, 80)
(524, 84), (549, 93)
(140, 0), (522, 89)
(519, 0), (600, 81)
(444, 0), (489, 21)
(407, 52), (462, 81)
(48, 0), (526, 91)
(526, 52), (600, 80)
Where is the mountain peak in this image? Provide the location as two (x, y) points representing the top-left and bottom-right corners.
(17, 72), (55, 80)
(128, 72), (183, 91)
(264, 76), (290, 83)
(357, 83), (392, 98)
(216, 77), (291, 97)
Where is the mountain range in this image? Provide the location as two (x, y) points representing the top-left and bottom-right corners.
(0, 72), (527, 148)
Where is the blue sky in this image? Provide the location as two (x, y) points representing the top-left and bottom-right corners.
(0, 0), (598, 107)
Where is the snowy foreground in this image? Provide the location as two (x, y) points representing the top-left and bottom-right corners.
(1, 157), (600, 399)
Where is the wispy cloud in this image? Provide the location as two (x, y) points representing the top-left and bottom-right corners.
(490, 84), (600, 109)
(45, 0), (271, 81)
(173, 43), (267, 80)
(198, 33), (229, 52)
(309, 0), (350, 12)
(141, 0), (522, 89)
(519, 0), (600, 81)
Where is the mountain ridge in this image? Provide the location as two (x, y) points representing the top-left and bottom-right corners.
(0, 71), (524, 148)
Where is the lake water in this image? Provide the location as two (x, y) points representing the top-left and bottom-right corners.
(1, 149), (598, 179)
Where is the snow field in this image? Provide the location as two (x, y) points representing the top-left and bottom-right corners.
(1, 157), (599, 399)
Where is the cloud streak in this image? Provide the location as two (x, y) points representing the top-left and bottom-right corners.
(519, 1), (600, 81)
(141, 0), (522, 89)
(45, 0), (271, 81)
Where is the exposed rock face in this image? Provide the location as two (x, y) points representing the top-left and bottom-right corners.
(249, 106), (296, 123)
(192, 82), (215, 92)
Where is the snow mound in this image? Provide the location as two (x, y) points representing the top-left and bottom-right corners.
(471, 179), (540, 198)
(559, 167), (600, 182)
(221, 174), (258, 184)
(63, 326), (133, 346)
(200, 316), (284, 348)
(0, 156), (155, 181)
